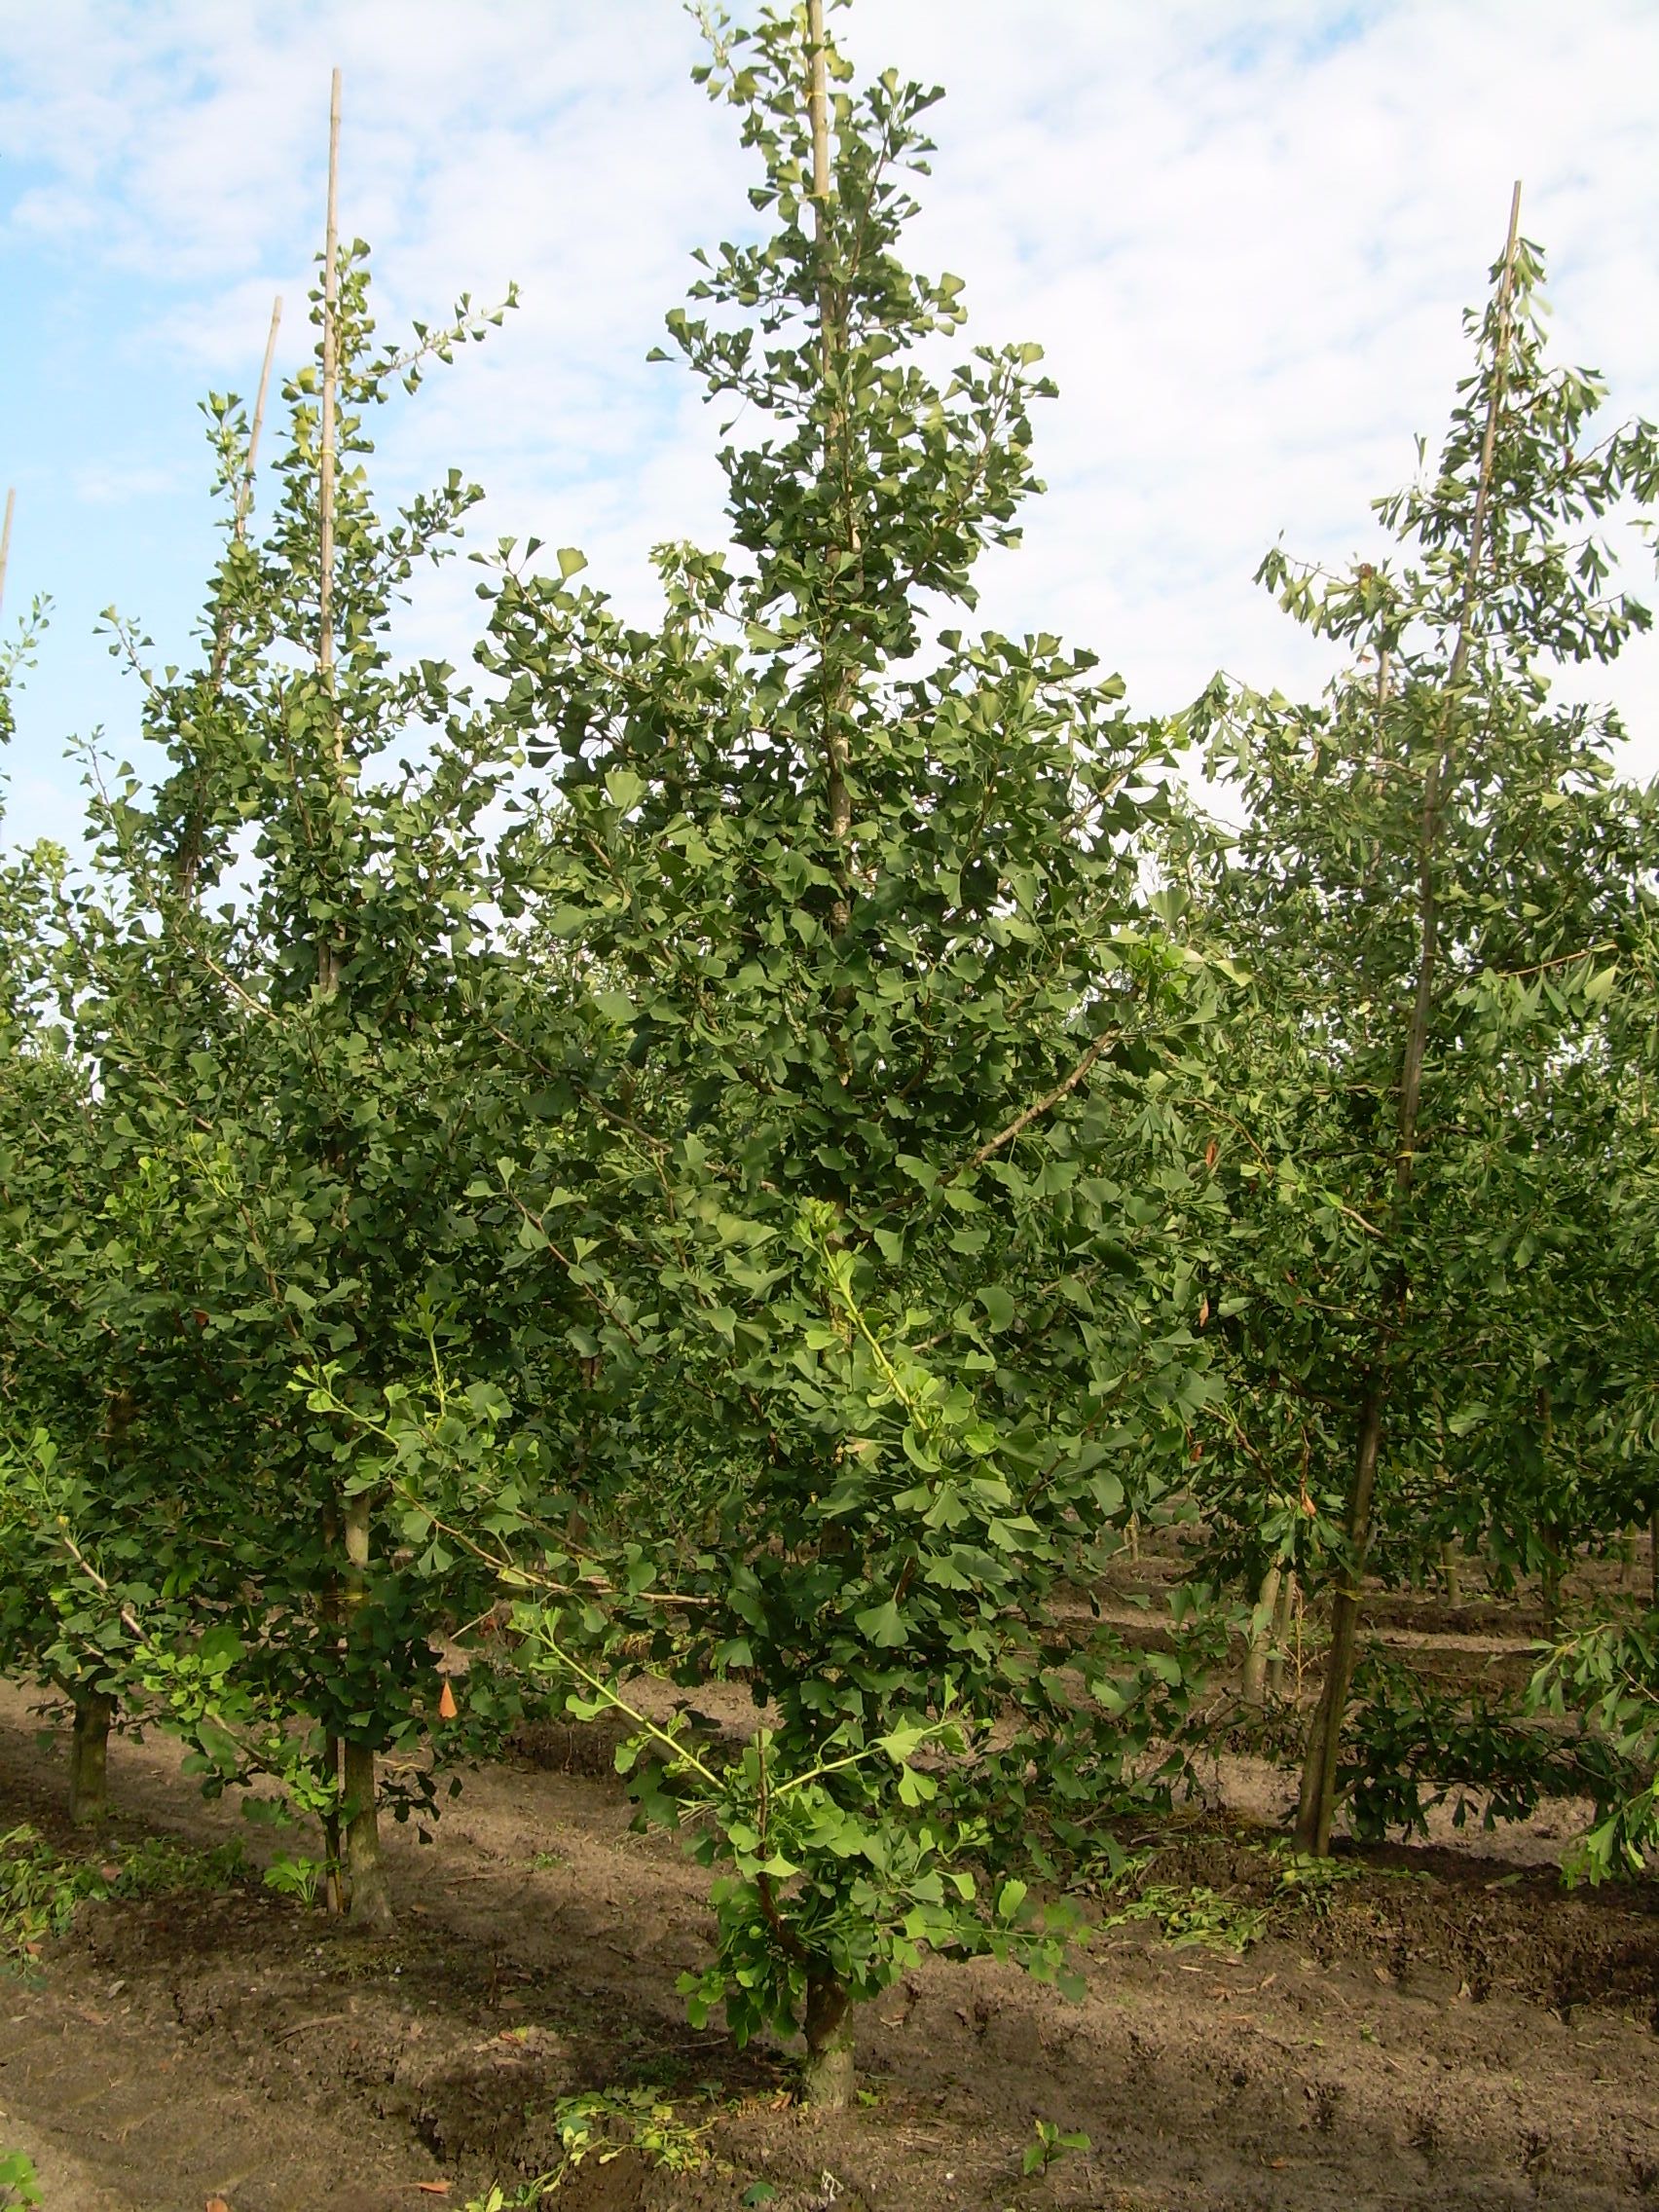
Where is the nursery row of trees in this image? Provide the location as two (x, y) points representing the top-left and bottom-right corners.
(2, 0), (1657, 2108)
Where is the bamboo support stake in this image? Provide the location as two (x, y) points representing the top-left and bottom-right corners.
(319, 69), (341, 693)
(312, 66), (389, 1926)
(1241, 1565), (1283, 1706)
(0, 488), (15, 621)
(315, 73), (344, 999)
(1394, 178), (1522, 1203)
(1266, 1571), (1296, 1700)
(805, 0), (854, 947)
(235, 296), (284, 541)
(202, 295), (287, 731)
(797, 8), (858, 2107)
(807, 0), (830, 206)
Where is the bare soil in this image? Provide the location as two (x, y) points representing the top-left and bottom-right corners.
(2, 1666), (1658, 2212)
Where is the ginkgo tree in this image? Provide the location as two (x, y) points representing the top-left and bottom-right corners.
(476, 0), (1219, 2104)
(1187, 187), (1659, 1854)
(0, 121), (565, 1918)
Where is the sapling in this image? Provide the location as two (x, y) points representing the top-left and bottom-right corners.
(1188, 187), (1659, 1854)
(481, 1), (1218, 2097)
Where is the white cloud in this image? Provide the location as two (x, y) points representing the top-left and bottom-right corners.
(2, 0), (1656, 831)
(70, 461), (181, 506)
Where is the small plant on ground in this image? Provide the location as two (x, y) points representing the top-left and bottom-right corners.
(0, 1825), (107, 1970)
(464, 2084), (715, 2206)
(262, 1851), (325, 1907)
(551, 2084), (715, 2181)
(0, 2151), (41, 2210)
(1022, 2119), (1092, 2178)
(1268, 1842), (1362, 1918)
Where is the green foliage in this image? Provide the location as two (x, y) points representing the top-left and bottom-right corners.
(0, 1825), (105, 1971)
(1100, 1877), (1267, 1956)
(1268, 1843), (1362, 1915)
(263, 1852), (326, 1907)
(477, 0), (1216, 2067)
(547, 2084), (714, 2181)
(114, 1834), (248, 1897)
(0, 2151), (41, 2211)
(1531, 1616), (1659, 1880)
(4, 0), (1659, 2127)
(1177, 193), (1659, 1845)
(0, 189), (537, 1881)
(0, 1821), (255, 1974)
(0, 599), (48, 760)
(1344, 1654), (1629, 1844)
(1021, 2119), (1092, 2178)
(463, 2083), (713, 2207)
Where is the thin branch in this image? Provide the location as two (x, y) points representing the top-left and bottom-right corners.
(956, 1032), (1111, 1179)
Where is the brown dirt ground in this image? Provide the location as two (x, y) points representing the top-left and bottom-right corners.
(2, 1663), (1658, 2212)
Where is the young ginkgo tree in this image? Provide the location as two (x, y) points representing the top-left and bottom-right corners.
(481, 0), (1215, 2103)
(1190, 189), (1659, 1855)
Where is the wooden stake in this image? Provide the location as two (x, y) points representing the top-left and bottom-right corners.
(1396, 179), (1522, 1212)
(1241, 1565), (1283, 1706)
(0, 488), (15, 622)
(807, 0), (830, 206)
(312, 68), (387, 1927)
(1449, 181), (1524, 690)
(236, 296), (283, 542)
(316, 71), (344, 996)
(804, 0), (854, 940)
(1266, 1571), (1296, 1700)
(319, 68), (342, 689)
(203, 295), (287, 728)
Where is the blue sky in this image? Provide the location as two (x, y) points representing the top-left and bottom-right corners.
(3, 0), (1657, 853)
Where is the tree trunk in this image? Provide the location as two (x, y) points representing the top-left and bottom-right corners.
(1241, 1566), (1282, 1706)
(1266, 1570), (1296, 1699)
(343, 1737), (393, 1930)
(1295, 1384), (1384, 1855)
(1440, 1540), (1463, 1607)
(68, 1688), (114, 1826)
(800, 1967), (855, 2111)
(321, 1731), (345, 1916)
(341, 1490), (393, 1929)
(1541, 1524), (1565, 1633)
